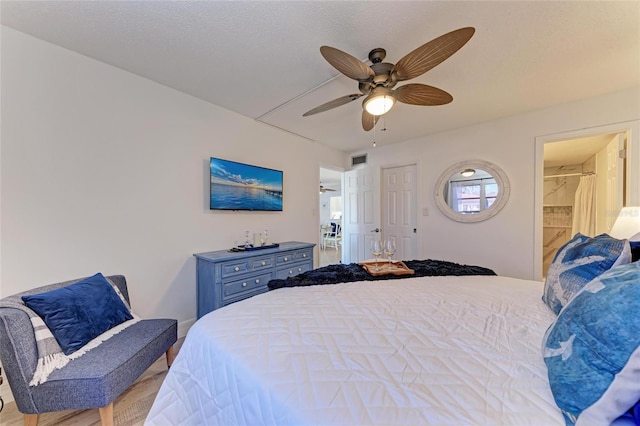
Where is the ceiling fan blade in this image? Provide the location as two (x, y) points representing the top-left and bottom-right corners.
(394, 84), (453, 106)
(394, 27), (475, 81)
(320, 46), (375, 82)
(362, 110), (380, 132)
(303, 93), (364, 117)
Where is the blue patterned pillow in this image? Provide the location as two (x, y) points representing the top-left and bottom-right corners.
(542, 233), (630, 315)
(542, 262), (640, 425)
(22, 273), (133, 355)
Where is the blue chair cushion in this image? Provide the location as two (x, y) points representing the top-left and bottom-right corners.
(543, 262), (640, 425)
(30, 319), (177, 411)
(542, 233), (630, 315)
(22, 273), (133, 355)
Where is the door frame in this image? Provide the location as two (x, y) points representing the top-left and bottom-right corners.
(533, 120), (640, 280)
(318, 164), (345, 266)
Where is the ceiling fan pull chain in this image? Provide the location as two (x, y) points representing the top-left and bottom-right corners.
(373, 121), (377, 147)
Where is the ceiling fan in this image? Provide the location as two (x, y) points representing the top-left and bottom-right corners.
(303, 27), (475, 131)
(319, 184), (336, 194)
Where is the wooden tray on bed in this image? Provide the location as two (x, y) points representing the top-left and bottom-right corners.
(358, 260), (415, 276)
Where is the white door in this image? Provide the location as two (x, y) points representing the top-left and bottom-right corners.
(382, 165), (417, 261)
(342, 166), (381, 263)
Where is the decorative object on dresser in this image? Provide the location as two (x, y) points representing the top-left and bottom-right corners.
(194, 241), (315, 318)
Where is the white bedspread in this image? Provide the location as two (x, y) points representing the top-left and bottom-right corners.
(146, 275), (564, 425)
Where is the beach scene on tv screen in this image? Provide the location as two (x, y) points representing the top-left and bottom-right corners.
(210, 158), (283, 211)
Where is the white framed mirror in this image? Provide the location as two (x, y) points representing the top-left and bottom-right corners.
(434, 160), (510, 223)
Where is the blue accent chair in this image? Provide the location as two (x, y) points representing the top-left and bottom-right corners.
(0, 275), (177, 426)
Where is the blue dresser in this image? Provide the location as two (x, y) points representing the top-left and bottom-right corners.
(194, 241), (315, 318)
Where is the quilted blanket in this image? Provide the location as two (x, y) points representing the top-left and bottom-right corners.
(147, 275), (563, 425)
(268, 258), (496, 290)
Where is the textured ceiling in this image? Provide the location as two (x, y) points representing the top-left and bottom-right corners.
(2, 1), (639, 152)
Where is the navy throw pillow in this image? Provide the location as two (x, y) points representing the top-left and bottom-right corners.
(22, 273), (133, 355)
(631, 241), (640, 262)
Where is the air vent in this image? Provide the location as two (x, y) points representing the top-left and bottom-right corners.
(351, 154), (367, 167)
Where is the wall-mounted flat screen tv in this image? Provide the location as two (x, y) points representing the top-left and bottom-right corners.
(210, 157), (283, 211)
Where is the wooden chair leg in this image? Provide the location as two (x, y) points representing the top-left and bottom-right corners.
(23, 413), (39, 426)
(98, 402), (114, 426)
(165, 345), (176, 367)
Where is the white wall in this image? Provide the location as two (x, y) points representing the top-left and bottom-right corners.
(355, 87), (640, 280)
(2, 25), (639, 320)
(0, 27), (347, 330)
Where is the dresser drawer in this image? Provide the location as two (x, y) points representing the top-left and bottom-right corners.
(295, 249), (313, 262)
(221, 260), (251, 278)
(276, 261), (312, 280)
(251, 256), (274, 270)
(223, 272), (272, 299)
(276, 252), (297, 265)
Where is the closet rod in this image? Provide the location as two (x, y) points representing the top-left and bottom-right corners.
(544, 172), (596, 179)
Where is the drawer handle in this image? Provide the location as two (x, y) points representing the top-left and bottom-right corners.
(255, 279), (260, 284)
(289, 270), (293, 274)
(261, 261), (266, 266)
(302, 253), (307, 258)
(284, 257), (289, 261)
(242, 282), (247, 287)
(298, 267), (302, 272)
(234, 266), (240, 272)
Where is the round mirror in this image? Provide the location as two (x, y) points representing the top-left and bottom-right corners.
(434, 160), (510, 223)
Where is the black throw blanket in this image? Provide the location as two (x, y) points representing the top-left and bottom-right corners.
(268, 259), (496, 290)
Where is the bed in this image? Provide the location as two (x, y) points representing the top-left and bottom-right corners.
(146, 235), (640, 425)
(146, 273), (562, 425)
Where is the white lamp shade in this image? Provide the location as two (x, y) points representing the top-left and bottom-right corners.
(609, 207), (640, 241)
(363, 87), (396, 116)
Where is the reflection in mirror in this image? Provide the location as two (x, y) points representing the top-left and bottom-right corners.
(444, 169), (498, 214)
(435, 160), (510, 223)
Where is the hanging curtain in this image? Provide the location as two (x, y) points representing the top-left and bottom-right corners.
(572, 174), (597, 237)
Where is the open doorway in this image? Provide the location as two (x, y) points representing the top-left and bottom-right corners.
(542, 132), (626, 277)
(319, 167), (343, 267)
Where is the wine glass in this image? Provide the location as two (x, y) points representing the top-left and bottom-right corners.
(370, 240), (383, 271)
(384, 239), (396, 269)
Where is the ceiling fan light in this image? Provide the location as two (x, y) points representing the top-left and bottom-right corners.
(363, 88), (396, 116)
(461, 168), (476, 177)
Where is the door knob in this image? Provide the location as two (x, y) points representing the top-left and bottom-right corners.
(371, 228), (380, 233)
